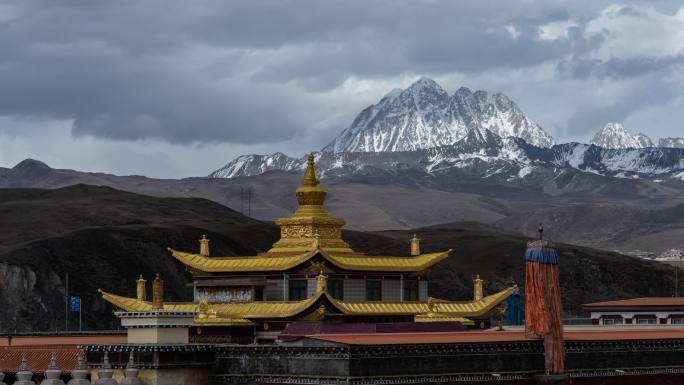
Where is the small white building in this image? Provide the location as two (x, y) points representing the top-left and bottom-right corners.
(583, 297), (684, 326)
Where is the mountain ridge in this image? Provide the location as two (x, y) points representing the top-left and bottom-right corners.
(660, 137), (684, 149)
(590, 122), (654, 149)
(210, 132), (684, 182)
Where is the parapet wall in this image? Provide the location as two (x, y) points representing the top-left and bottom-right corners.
(211, 338), (684, 385)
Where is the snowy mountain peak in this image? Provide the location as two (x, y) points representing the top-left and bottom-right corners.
(660, 137), (684, 148)
(591, 122), (654, 149)
(208, 152), (302, 178)
(409, 76), (442, 90)
(322, 77), (554, 153)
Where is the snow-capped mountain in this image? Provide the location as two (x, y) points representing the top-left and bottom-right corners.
(590, 122), (653, 149)
(209, 152), (303, 179)
(660, 137), (684, 149)
(322, 77), (554, 152)
(209, 131), (684, 182)
(209, 78), (684, 184)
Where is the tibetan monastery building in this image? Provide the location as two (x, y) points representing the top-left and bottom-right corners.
(98, 154), (514, 343)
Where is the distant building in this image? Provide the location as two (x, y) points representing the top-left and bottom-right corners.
(583, 297), (684, 325)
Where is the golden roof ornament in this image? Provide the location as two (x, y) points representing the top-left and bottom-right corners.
(199, 234), (210, 257)
(410, 234), (421, 256)
(293, 153), (327, 216)
(152, 273), (164, 310)
(197, 300), (209, 319)
(474, 274), (483, 301)
(427, 297), (437, 315)
(316, 270), (328, 294)
(269, 152), (353, 253)
(136, 274), (146, 302)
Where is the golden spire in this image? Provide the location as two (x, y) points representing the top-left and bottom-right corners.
(199, 234), (210, 257)
(292, 153), (328, 218)
(410, 234), (421, 256)
(474, 274), (483, 301)
(269, 153), (353, 253)
(136, 275), (147, 302)
(152, 273), (164, 310)
(302, 153), (319, 186)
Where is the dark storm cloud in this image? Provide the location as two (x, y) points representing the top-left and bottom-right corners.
(0, 0), (683, 146)
(226, 1), (574, 88)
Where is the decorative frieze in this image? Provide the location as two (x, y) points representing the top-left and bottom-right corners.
(196, 287), (252, 303)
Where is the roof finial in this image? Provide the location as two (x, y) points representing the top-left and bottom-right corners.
(316, 270), (328, 294)
(136, 274), (147, 302)
(97, 351), (116, 383)
(538, 223), (544, 241)
(410, 234), (421, 256)
(302, 153), (319, 187)
(123, 352), (142, 383)
(48, 351), (58, 370)
(474, 274), (484, 301)
(199, 234), (210, 257)
(15, 353), (33, 382)
(427, 297), (436, 315)
(19, 353), (29, 372)
(67, 352), (88, 381)
(152, 273), (164, 310)
(43, 352), (62, 382)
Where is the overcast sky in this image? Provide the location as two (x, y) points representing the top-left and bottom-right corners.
(1, 1), (683, 178)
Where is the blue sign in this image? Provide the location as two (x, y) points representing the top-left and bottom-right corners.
(70, 296), (81, 312)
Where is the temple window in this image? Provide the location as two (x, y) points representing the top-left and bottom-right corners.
(602, 316), (623, 326)
(327, 279), (344, 300)
(366, 279), (382, 301)
(289, 279), (308, 301)
(403, 280), (419, 301)
(671, 317), (684, 324)
(635, 316), (657, 325)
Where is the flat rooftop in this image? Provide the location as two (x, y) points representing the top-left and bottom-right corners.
(0, 333), (126, 347)
(307, 327), (684, 345)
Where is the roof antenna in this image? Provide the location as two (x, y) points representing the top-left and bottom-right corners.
(538, 223), (544, 241)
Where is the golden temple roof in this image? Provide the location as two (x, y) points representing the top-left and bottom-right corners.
(98, 286), (514, 326)
(330, 287), (515, 318)
(98, 290), (256, 326)
(168, 248), (451, 273)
